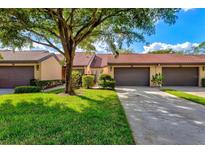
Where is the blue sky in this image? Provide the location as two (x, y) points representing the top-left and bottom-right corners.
(133, 8), (205, 53)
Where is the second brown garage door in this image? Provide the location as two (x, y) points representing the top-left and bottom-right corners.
(162, 67), (198, 86)
(0, 66), (34, 88)
(114, 67), (150, 86)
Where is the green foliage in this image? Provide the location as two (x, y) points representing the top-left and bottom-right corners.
(0, 9), (179, 53)
(71, 71), (82, 88)
(82, 75), (95, 89)
(99, 80), (116, 90)
(148, 49), (176, 54)
(14, 86), (41, 93)
(151, 73), (163, 87)
(30, 79), (64, 90)
(194, 42), (205, 54)
(98, 74), (115, 90)
(30, 79), (38, 86)
(99, 74), (113, 81)
(202, 78), (205, 87)
(0, 89), (134, 144)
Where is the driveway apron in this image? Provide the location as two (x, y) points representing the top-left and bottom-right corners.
(116, 87), (205, 145)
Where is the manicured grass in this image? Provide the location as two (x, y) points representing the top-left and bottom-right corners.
(162, 88), (205, 105)
(0, 89), (134, 144)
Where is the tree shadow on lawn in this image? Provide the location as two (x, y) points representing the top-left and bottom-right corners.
(0, 95), (134, 145)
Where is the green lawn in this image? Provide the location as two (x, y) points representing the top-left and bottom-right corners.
(162, 88), (205, 105)
(0, 89), (134, 145)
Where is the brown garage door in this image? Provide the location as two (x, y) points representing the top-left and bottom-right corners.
(0, 66), (34, 88)
(162, 67), (198, 86)
(114, 67), (150, 86)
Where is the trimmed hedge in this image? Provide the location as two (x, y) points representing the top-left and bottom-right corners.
(14, 86), (41, 93)
(99, 80), (115, 90)
(202, 78), (205, 87)
(98, 74), (115, 90)
(82, 75), (94, 89)
(30, 79), (64, 90)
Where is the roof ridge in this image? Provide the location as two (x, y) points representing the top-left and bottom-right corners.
(0, 50), (49, 53)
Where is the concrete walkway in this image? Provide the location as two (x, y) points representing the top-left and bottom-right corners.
(43, 85), (65, 92)
(165, 86), (205, 98)
(0, 89), (13, 95)
(116, 87), (205, 145)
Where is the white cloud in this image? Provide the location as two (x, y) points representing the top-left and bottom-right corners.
(143, 42), (199, 53)
(0, 42), (56, 52)
(182, 8), (193, 12)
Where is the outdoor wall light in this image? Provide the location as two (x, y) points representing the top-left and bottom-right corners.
(36, 65), (40, 71)
(110, 66), (112, 71)
(203, 66), (205, 71)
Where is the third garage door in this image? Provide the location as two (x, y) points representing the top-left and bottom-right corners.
(114, 67), (150, 86)
(162, 67), (198, 86)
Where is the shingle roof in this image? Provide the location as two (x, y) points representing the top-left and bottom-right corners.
(107, 53), (205, 65)
(57, 53), (205, 67)
(2, 50), (205, 66)
(56, 52), (95, 67)
(0, 50), (53, 63)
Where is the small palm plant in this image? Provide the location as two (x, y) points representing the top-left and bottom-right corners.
(151, 73), (163, 87)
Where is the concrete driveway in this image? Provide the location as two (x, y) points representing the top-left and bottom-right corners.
(116, 87), (205, 145)
(0, 89), (13, 95)
(165, 86), (205, 98)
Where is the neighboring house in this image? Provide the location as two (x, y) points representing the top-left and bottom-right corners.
(57, 52), (205, 87)
(0, 50), (62, 88)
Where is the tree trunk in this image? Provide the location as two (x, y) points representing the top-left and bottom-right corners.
(65, 53), (75, 95)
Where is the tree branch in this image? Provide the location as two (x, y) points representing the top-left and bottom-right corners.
(74, 9), (132, 45)
(23, 30), (64, 55)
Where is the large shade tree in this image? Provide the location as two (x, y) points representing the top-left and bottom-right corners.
(194, 42), (205, 54)
(0, 8), (179, 94)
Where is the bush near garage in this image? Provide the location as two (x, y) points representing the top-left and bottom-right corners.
(14, 86), (41, 93)
(82, 75), (95, 89)
(71, 71), (82, 89)
(30, 79), (64, 90)
(202, 78), (205, 87)
(98, 74), (116, 90)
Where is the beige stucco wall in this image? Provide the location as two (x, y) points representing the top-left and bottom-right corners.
(108, 64), (205, 87)
(198, 66), (205, 86)
(40, 56), (62, 80)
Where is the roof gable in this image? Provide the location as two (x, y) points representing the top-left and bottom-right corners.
(56, 52), (95, 67)
(0, 50), (53, 63)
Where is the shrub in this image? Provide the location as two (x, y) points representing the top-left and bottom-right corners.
(14, 86), (41, 93)
(30, 79), (38, 86)
(98, 74), (115, 90)
(71, 71), (82, 88)
(82, 75), (94, 89)
(202, 78), (205, 87)
(99, 74), (113, 81)
(30, 79), (64, 90)
(151, 73), (163, 87)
